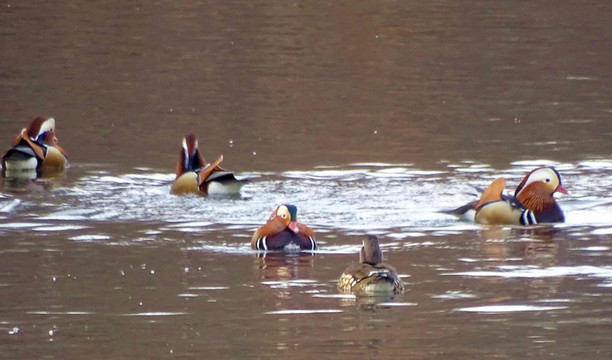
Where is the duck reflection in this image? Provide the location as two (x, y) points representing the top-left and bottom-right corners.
(1, 176), (57, 194)
(338, 292), (401, 309)
(477, 225), (562, 265)
(254, 252), (316, 301)
(519, 228), (561, 266)
(475, 226), (567, 301)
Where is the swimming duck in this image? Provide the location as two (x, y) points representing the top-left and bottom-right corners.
(337, 235), (404, 295)
(170, 133), (245, 196)
(455, 167), (567, 225)
(251, 204), (317, 251)
(2, 117), (68, 179)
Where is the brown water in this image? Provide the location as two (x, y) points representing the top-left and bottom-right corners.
(1, 1), (612, 359)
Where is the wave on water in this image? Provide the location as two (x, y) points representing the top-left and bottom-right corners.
(1, 160), (612, 242)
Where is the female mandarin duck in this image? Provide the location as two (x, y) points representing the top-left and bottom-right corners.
(452, 167), (568, 225)
(337, 235), (404, 295)
(170, 133), (245, 196)
(2, 117), (68, 179)
(251, 204), (317, 251)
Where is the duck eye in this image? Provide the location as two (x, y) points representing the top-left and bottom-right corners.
(545, 178), (551, 183)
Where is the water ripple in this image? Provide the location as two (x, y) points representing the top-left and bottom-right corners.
(3, 160), (612, 239)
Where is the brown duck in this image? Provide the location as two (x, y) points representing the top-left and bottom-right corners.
(338, 235), (404, 295)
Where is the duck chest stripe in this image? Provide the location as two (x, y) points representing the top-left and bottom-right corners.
(309, 236), (316, 250)
(520, 210), (538, 225)
(256, 237), (268, 250)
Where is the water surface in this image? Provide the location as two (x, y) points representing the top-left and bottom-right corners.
(1, 1), (612, 359)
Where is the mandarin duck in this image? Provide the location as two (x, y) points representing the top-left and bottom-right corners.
(337, 235), (404, 295)
(170, 133), (245, 196)
(2, 117), (68, 179)
(251, 204), (317, 252)
(449, 167), (567, 225)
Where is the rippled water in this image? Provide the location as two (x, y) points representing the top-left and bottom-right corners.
(2, 160), (612, 358)
(2, 0), (612, 359)
(3, 159), (612, 235)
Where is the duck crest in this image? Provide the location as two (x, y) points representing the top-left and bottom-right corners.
(515, 167), (539, 197)
(514, 167), (564, 198)
(176, 133), (206, 179)
(24, 117), (49, 142)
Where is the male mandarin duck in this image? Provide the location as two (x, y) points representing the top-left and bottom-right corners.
(2, 117), (68, 178)
(449, 167), (568, 225)
(337, 235), (404, 295)
(170, 133), (245, 196)
(251, 204), (317, 252)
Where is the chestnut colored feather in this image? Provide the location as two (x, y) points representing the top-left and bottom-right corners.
(197, 155), (224, 188)
(473, 167), (566, 225)
(476, 178), (506, 209)
(251, 205), (317, 251)
(17, 129), (45, 160)
(2, 117), (67, 178)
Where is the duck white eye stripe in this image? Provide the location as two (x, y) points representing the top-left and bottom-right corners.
(37, 117), (55, 138)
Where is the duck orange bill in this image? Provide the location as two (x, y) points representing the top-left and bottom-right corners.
(288, 221), (299, 233)
(556, 185), (569, 195)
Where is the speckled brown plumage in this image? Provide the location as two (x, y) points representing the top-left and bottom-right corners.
(338, 235), (403, 295)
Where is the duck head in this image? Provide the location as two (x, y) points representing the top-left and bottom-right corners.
(13, 117), (66, 158)
(176, 133), (206, 178)
(514, 167), (568, 211)
(26, 117), (56, 144)
(269, 204), (300, 233)
(359, 235), (383, 265)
